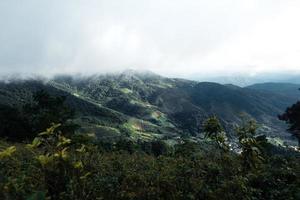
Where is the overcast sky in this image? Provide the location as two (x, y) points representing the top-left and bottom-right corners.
(1, 0), (300, 78)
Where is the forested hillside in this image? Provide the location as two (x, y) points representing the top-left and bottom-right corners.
(0, 71), (297, 145)
(0, 72), (300, 199)
(247, 82), (300, 101)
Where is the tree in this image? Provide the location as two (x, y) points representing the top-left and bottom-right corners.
(235, 120), (266, 170)
(174, 139), (198, 157)
(0, 104), (32, 141)
(203, 116), (229, 151)
(138, 140), (170, 156)
(0, 90), (78, 141)
(279, 101), (300, 146)
(23, 90), (78, 136)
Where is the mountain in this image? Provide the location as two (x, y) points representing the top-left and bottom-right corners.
(192, 73), (300, 87)
(246, 82), (300, 101)
(0, 71), (297, 144)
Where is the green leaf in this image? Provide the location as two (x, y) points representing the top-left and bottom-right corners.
(38, 123), (61, 136)
(26, 191), (46, 200)
(0, 146), (16, 159)
(26, 138), (42, 149)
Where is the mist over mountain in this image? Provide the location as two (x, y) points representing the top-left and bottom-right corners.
(189, 72), (300, 87)
(1, 70), (298, 146)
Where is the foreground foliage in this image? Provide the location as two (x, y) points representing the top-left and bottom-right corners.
(0, 124), (299, 200)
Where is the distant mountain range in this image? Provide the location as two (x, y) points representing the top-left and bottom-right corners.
(0, 70), (299, 144)
(190, 72), (300, 87)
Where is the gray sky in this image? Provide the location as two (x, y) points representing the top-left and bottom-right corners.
(1, 0), (300, 77)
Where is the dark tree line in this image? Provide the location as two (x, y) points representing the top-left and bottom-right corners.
(279, 88), (300, 145)
(0, 90), (77, 141)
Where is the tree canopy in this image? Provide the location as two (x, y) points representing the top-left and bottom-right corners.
(0, 90), (77, 141)
(279, 101), (300, 145)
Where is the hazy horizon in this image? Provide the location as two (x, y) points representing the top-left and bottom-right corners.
(1, 1), (300, 78)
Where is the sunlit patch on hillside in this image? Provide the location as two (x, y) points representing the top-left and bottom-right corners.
(120, 88), (133, 94)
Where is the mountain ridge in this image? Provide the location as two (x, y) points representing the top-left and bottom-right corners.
(0, 71), (298, 144)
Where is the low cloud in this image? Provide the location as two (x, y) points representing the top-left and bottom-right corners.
(0, 0), (300, 78)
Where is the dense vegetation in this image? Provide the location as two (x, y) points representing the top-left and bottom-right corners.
(2, 71), (297, 143)
(0, 121), (299, 200)
(0, 90), (77, 141)
(279, 101), (300, 145)
(0, 74), (300, 199)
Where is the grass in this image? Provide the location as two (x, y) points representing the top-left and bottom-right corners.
(120, 88), (133, 94)
(150, 111), (175, 127)
(121, 119), (165, 141)
(267, 137), (286, 147)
